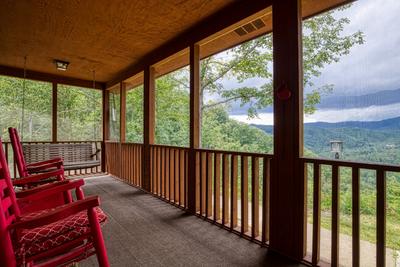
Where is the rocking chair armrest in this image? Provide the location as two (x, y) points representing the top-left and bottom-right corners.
(12, 169), (64, 187)
(15, 180), (71, 198)
(27, 157), (63, 167)
(26, 161), (63, 172)
(17, 179), (85, 203)
(11, 196), (100, 230)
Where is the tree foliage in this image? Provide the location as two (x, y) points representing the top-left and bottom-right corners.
(201, 5), (364, 117)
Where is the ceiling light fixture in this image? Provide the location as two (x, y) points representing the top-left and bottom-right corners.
(54, 59), (69, 71)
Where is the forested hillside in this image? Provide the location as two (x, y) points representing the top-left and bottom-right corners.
(253, 117), (400, 164)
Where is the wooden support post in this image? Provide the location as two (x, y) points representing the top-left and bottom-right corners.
(188, 43), (200, 213)
(270, 0), (305, 260)
(102, 89), (110, 172)
(143, 66), (155, 192)
(119, 82), (126, 179)
(52, 82), (57, 143)
(120, 82), (126, 143)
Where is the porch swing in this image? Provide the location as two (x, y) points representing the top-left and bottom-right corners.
(10, 63), (101, 176)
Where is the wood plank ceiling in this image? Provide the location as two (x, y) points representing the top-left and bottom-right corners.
(0, 0), (235, 82)
(0, 0), (350, 87)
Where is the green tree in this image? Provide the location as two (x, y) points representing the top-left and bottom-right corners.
(200, 5), (364, 118)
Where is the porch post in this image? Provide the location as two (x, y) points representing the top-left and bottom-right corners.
(270, 0), (306, 260)
(143, 66), (155, 192)
(102, 89), (110, 172)
(51, 82), (57, 143)
(120, 82), (126, 143)
(188, 44), (200, 213)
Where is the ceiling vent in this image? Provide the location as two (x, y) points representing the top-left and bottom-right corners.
(234, 18), (266, 37)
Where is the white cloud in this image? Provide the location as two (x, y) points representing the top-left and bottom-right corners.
(308, 0), (400, 95)
(230, 103), (400, 125)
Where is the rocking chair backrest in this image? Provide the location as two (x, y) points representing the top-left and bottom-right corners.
(0, 138), (20, 267)
(8, 127), (29, 177)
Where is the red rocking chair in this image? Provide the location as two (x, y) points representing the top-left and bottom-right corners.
(8, 127), (65, 188)
(0, 138), (110, 267)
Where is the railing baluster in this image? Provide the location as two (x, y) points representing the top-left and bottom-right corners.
(241, 156), (249, 235)
(175, 149), (179, 204)
(331, 165), (340, 267)
(195, 151), (200, 213)
(262, 157), (270, 243)
(352, 167), (360, 267)
(222, 154), (230, 226)
(252, 156), (259, 238)
(214, 153), (221, 222)
(179, 149), (185, 207)
(171, 149), (176, 202)
(131, 145), (134, 184)
(161, 147), (165, 196)
(312, 163), (321, 265)
(165, 148), (170, 200)
(151, 147), (154, 192)
(231, 155), (238, 229)
(185, 150), (189, 208)
(199, 152), (203, 215)
(135, 146), (139, 185)
(133, 145), (136, 185)
(206, 152), (213, 218)
(376, 168), (386, 267)
(157, 147), (160, 192)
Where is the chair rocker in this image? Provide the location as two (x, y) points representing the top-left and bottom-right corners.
(0, 138), (110, 267)
(9, 127), (64, 188)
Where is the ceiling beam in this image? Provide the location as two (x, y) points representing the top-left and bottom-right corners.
(106, 0), (272, 88)
(0, 65), (105, 90)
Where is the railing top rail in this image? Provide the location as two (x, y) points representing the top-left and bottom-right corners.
(121, 142), (144, 146)
(195, 147), (273, 158)
(104, 141), (120, 144)
(150, 144), (190, 151)
(3, 140), (101, 144)
(302, 157), (400, 172)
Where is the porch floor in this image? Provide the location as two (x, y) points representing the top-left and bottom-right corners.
(79, 175), (305, 267)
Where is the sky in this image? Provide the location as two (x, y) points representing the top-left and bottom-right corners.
(229, 0), (400, 125)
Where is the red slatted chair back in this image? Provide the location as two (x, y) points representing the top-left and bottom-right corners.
(8, 127), (29, 177)
(0, 138), (21, 267)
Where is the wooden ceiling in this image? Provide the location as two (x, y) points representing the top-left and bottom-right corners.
(0, 0), (351, 88)
(0, 0), (235, 83)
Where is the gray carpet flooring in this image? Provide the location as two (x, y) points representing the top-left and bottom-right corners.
(79, 175), (305, 267)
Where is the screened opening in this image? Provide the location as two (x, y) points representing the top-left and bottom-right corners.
(199, 32), (274, 154)
(154, 52), (190, 147)
(57, 85), (102, 141)
(126, 78), (144, 143)
(109, 86), (121, 141)
(0, 75), (52, 141)
(303, 1), (400, 265)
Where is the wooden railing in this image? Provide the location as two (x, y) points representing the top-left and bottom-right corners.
(2, 140), (103, 178)
(149, 144), (188, 207)
(109, 143), (274, 244)
(105, 141), (143, 187)
(194, 148), (272, 244)
(302, 157), (400, 267)
(104, 142), (400, 266)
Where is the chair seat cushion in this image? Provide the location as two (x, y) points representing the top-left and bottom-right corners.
(15, 206), (107, 259)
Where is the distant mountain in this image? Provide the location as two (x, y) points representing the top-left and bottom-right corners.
(251, 116), (400, 134)
(304, 116), (400, 130)
(251, 117), (400, 164)
(229, 88), (400, 115)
